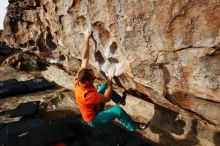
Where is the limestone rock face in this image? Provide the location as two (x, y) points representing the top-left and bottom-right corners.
(1, 0), (220, 145)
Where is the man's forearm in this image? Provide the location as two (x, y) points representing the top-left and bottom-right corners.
(82, 38), (90, 60)
(104, 80), (112, 101)
(81, 34), (92, 68)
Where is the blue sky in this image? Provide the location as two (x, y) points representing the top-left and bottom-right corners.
(0, 0), (9, 29)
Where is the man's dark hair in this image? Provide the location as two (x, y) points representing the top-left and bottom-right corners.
(78, 69), (95, 83)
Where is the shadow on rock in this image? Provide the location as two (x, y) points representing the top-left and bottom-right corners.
(149, 105), (199, 146)
(38, 109), (79, 122)
(214, 132), (220, 146)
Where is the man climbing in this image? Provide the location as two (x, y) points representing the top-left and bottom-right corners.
(74, 31), (147, 132)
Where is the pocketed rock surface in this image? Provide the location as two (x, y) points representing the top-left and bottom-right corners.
(0, 0), (220, 145)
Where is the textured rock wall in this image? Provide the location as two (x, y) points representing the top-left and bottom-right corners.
(1, 0), (220, 145)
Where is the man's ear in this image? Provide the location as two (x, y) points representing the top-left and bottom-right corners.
(85, 81), (90, 86)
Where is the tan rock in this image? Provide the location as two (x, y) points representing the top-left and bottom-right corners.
(1, 0), (220, 145)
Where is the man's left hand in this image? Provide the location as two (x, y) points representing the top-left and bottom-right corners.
(107, 67), (115, 81)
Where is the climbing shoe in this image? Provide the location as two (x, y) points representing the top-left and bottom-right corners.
(135, 122), (148, 130)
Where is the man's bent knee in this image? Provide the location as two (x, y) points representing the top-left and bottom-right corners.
(112, 106), (124, 116)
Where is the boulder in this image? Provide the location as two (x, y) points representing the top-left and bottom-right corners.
(0, 0), (220, 145)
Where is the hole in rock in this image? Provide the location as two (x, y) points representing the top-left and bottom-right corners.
(95, 50), (105, 64)
(37, 33), (47, 52)
(46, 27), (57, 50)
(58, 15), (64, 25)
(36, 0), (40, 7)
(59, 54), (66, 61)
(110, 42), (117, 54)
(71, 0), (77, 7)
(55, 6), (58, 13)
(93, 21), (110, 45)
(9, 20), (18, 33)
(67, 0), (78, 14)
(43, 5), (47, 12)
(108, 57), (119, 64)
(18, 43), (28, 48)
(28, 40), (35, 46)
(32, 47), (38, 51)
(26, 22), (33, 30)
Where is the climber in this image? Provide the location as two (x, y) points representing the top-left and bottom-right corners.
(73, 30), (148, 132)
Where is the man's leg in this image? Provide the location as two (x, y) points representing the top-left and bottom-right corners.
(97, 82), (122, 104)
(88, 106), (136, 131)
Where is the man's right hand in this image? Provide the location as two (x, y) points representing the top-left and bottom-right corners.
(107, 67), (115, 81)
(81, 29), (92, 68)
(85, 28), (93, 39)
(100, 68), (115, 103)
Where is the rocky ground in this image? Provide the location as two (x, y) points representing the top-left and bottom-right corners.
(0, 62), (79, 124)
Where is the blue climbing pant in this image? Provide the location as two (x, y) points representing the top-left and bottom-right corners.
(88, 82), (137, 131)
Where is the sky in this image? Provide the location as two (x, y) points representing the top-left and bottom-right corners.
(0, 0), (9, 29)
